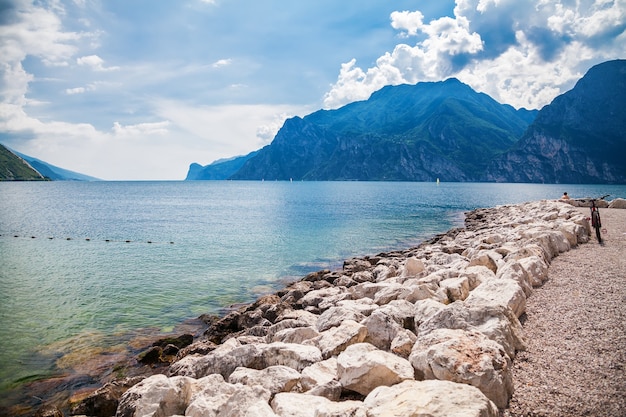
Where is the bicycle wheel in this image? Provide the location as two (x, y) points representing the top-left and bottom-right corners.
(592, 211), (602, 243)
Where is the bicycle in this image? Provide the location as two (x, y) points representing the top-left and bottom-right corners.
(577, 194), (610, 243)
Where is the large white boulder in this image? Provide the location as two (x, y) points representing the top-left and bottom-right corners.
(227, 365), (301, 395)
(517, 255), (549, 287)
(418, 302), (525, 359)
(316, 306), (366, 332)
(271, 393), (366, 417)
(268, 326), (319, 344)
(336, 342), (414, 396)
(299, 358), (338, 392)
(464, 278), (527, 318)
(187, 376), (276, 417)
(364, 379), (499, 417)
(409, 328), (513, 408)
(495, 260), (533, 297)
(609, 198), (626, 208)
(170, 342), (323, 379)
(400, 256), (426, 278)
(439, 276), (471, 301)
(362, 310), (405, 351)
(116, 374), (195, 417)
(304, 319), (367, 359)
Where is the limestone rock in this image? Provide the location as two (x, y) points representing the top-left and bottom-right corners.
(496, 260), (533, 297)
(459, 265), (495, 290)
(517, 255), (549, 287)
(268, 326), (319, 344)
(465, 278), (527, 318)
(468, 250), (503, 274)
(305, 319), (367, 359)
(413, 298), (447, 329)
(170, 342), (322, 379)
(298, 287), (345, 311)
(186, 374), (276, 417)
(300, 358), (338, 392)
(316, 306), (365, 332)
(409, 328), (513, 408)
(116, 374), (195, 417)
(362, 310), (405, 351)
(364, 379), (499, 417)
(271, 393), (366, 417)
(390, 328), (417, 358)
(335, 298), (378, 316)
(609, 198), (626, 208)
(440, 276), (470, 302)
(228, 365), (301, 395)
(419, 302), (525, 359)
(336, 342), (414, 396)
(400, 256), (426, 278)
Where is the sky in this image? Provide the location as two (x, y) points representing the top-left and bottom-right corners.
(1, 0), (624, 180)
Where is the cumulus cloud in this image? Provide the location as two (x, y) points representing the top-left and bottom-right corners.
(77, 54), (120, 71)
(324, 0), (626, 110)
(112, 121), (171, 137)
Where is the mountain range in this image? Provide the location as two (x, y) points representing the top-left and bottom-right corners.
(188, 59), (625, 184)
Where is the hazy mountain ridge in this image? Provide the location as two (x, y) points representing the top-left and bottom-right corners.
(186, 150), (259, 180)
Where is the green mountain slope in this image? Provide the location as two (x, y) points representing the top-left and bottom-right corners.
(0, 144), (46, 181)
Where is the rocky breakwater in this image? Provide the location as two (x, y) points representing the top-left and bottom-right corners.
(87, 200), (589, 417)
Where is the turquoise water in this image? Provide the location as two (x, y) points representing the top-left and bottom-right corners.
(1, 181), (624, 401)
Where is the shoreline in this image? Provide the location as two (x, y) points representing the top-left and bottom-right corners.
(7, 199), (622, 416)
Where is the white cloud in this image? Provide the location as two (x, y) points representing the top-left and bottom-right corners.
(324, 0), (626, 110)
(153, 100), (311, 154)
(65, 87), (86, 95)
(212, 58), (232, 68)
(77, 55), (120, 71)
(112, 121), (171, 137)
(0, 2), (81, 66)
(390, 10), (425, 36)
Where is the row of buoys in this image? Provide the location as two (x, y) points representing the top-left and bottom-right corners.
(0, 234), (174, 244)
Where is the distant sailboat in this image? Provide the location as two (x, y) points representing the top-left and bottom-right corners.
(436, 178), (440, 185)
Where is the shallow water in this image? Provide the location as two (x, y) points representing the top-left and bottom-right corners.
(1, 181), (624, 405)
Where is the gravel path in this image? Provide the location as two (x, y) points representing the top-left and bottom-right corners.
(502, 207), (626, 417)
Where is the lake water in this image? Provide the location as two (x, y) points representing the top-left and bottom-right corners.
(1, 181), (624, 407)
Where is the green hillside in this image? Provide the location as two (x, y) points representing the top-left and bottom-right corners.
(0, 144), (46, 181)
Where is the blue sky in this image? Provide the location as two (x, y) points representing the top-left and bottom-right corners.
(1, 0), (624, 180)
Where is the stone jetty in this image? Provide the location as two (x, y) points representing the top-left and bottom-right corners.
(74, 200), (591, 417)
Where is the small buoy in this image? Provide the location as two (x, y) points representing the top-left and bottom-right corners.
(48, 237), (53, 240)
(147, 241), (152, 244)
(169, 241), (174, 244)
(13, 235), (18, 238)
(31, 236), (36, 239)
(66, 237), (71, 240)
(125, 240), (131, 243)
(85, 238), (91, 241)
(105, 239), (110, 242)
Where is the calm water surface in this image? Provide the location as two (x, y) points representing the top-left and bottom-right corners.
(1, 181), (624, 404)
